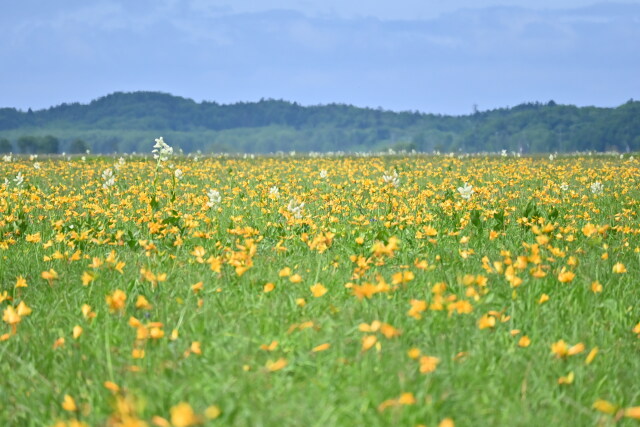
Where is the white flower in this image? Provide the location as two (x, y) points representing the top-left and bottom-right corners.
(102, 168), (115, 189)
(174, 169), (183, 181)
(287, 198), (305, 219)
(501, 149), (508, 157)
(560, 182), (569, 191)
(33, 162), (41, 170)
(319, 169), (328, 179)
(3, 154), (12, 162)
(457, 182), (474, 200)
(152, 136), (173, 164)
(29, 154), (38, 161)
(13, 172), (24, 186)
(590, 181), (604, 194)
(382, 170), (400, 187)
(114, 157), (125, 170)
(206, 189), (221, 208)
(81, 156), (86, 162)
(269, 186), (279, 197)
(3, 178), (8, 186)
(549, 154), (554, 161)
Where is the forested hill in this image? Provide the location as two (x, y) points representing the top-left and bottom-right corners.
(1, 92), (639, 154)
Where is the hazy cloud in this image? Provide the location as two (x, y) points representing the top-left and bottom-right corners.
(1, 2), (639, 114)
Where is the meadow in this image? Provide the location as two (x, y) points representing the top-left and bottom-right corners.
(1, 142), (639, 426)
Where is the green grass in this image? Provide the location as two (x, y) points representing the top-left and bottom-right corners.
(0, 153), (639, 426)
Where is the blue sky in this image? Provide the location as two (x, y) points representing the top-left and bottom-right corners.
(1, 0), (639, 114)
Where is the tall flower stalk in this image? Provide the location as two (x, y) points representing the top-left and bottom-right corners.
(150, 137), (173, 212)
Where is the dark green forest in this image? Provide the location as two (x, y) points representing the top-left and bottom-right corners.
(0, 92), (638, 154)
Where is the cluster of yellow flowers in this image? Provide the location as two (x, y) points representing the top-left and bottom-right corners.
(1, 150), (639, 424)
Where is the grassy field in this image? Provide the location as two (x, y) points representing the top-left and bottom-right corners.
(1, 146), (640, 426)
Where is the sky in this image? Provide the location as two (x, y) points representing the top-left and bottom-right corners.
(1, 0), (639, 115)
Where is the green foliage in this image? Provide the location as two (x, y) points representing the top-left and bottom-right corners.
(1, 92), (639, 154)
(0, 138), (11, 153)
(16, 134), (59, 154)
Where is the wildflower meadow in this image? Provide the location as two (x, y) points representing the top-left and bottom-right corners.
(1, 142), (640, 426)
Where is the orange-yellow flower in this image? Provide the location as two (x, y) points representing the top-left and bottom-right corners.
(419, 355), (440, 373)
(170, 402), (201, 427)
(310, 283), (327, 297)
(391, 270), (414, 285)
(61, 394), (77, 412)
(266, 358), (288, 372)
(106, 289), (127, 312)
(478, 314), (496, 330)
(612, 262), (627, 273)
(585, 347), (598, 365)
(407, 299), (427, 319)
(551, 340), (568, 358)
(557, 268), (575, 283)
(16, 301), (31, 317)
(41, 268), (58, 285)
(15, 276), (27, 288)
(312, 343), (331, 353)
(72, 325), (83, 339)
(518, 336), (531, 348)
(263, 282), (275, 292)
(2, 305), (20, 325)
(593, 399), (617, 414)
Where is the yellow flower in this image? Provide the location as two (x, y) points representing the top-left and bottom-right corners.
(205, 405), (221, 419)
(263, 282), (275, 292)
(15, 276), (28, 288)
(103, 381), (120, 393)
(72, 325), (83, 339)
(2, 305), (20, 325)
(391, 270), (414, 285)
(266, 358), (288, 372)
(624, 407), (640, 419)
(170, 402), (201, 427)
(518, 336), (531, 348)
(135, 295), (152, 310)
(278, 267), (291, 277)
(16, 301), (32, 317)
(190, 341), (202, 355)
(407, 299), (427, 319)
(61, 394), (77, 412)
(310, 283), (327, 297)
(612, 262), (627, 273)
(312, 343), (331, 352)
(557, 268), (575, 283)
(593, 399), (617, 414)
(551, 340), (568, 358)
(41, 268), (58, 285)
(81, 271), (94, 286)
(557, 371), (574, 385)
(585, 347), (598, 365)
(362, 335), (378, 352)
(419, 355), (440, 373)
(106, 289), (127, 312)
(478, 314), (496, 330)
(407, 348), (421, 359)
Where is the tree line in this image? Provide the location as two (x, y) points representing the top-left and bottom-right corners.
(0, 92), (638, 154)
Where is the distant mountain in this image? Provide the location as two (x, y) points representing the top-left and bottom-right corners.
(0, 91), (639, 154)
